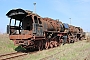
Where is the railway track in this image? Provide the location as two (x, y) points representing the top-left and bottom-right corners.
(0, 52), (27, 60)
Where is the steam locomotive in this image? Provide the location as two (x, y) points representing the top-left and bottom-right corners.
(6, 8), (85, 50)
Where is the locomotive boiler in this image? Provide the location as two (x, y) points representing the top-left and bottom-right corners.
(6, 8), (84, 50)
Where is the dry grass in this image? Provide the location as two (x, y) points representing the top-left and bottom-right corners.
(0, 34), (90, 60)
(87, 37), (90, 42)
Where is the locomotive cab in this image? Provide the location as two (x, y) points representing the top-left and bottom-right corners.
(6, 8), (44, 48)
(6, 8), (28, 35)
(6, 8), (43, 36)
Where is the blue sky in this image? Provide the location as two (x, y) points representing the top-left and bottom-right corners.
(0, 0), (90, 33)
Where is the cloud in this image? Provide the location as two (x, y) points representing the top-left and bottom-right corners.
(48, 0), (76, 18)
(81, 0), (90, 2)
(76, 0), (90, 3)
(49, 0), (90, 20)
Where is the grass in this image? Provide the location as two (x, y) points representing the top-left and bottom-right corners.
(0, 34), (90, 60)
(0, 34), (16, 54)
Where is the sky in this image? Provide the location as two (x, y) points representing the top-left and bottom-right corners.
(0, 0), (90, 33)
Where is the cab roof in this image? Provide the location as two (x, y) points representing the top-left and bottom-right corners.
(6, 8), (28, 20)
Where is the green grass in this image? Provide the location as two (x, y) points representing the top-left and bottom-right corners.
(0, 34), (16, 54)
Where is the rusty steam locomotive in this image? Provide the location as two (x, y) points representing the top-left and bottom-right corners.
(6, 8), (85, 50)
